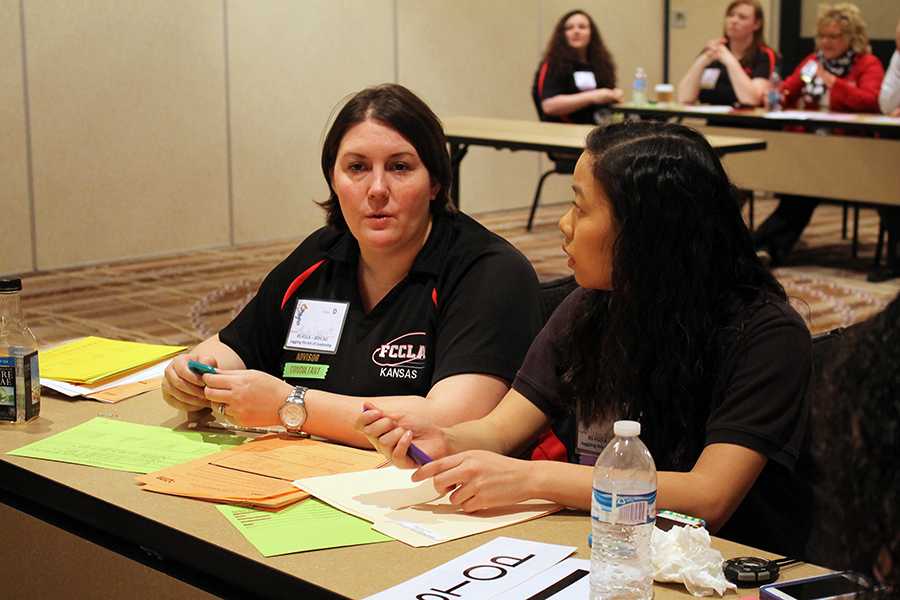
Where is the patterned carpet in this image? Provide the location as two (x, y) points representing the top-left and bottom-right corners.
(18, 198), (899, 347)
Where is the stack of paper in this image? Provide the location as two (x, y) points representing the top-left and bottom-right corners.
(136, 436), (387, 510)
(40, 336), (186, 402)
(7, 417), (244, 473)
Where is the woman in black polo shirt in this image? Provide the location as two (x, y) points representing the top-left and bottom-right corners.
(162, 84), (541, 448)
(532, 10), (623, 124)
(360, 121), (813, 558)
(677, 0), (778, 107)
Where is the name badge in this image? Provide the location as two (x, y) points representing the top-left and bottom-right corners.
(800, 59), (818, 83)
(576, 416), (613, 466)
(700, 67), (721, 90)
(573, 70), (597, 91)
(284, 298), (349, 354)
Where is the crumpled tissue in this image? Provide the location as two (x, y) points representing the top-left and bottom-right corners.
(651, 525), (737, 596)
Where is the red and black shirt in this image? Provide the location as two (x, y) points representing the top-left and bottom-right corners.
(699, 44), (779, 107)
(219, 211), (542, 398)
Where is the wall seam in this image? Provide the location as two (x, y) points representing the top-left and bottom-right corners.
(223, 0), (235, 246)
(19, 0), (37, 273)
(392, 0), (399, 83)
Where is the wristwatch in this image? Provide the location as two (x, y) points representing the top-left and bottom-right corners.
(278, 385), (308, 433)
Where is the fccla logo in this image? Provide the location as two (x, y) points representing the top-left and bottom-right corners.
(372, 332), (427, 379)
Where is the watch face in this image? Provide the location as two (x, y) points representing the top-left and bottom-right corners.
(280, 403), (305, 428)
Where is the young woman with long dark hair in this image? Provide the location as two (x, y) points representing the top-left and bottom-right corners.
(532, 10), (622, 124)
(359, 121), (813, 557)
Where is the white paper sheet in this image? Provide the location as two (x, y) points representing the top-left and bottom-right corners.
(41, 359), (171, 397)
(364, 537), (576, 600)
(294, 466), (561, 547)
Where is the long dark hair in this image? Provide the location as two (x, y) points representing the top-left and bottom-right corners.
(542, 10), (616, 88)
(319, 84), (455, 230)
(564, 121), (785, 469)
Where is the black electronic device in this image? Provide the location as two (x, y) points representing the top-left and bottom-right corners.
(723, 556), (801, 587)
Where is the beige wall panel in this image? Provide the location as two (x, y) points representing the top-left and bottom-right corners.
(228, 0), (394, 244)
(670, 0), (775, 97)
(0, 0), (33, 276)
(538, 0), (665, 207)
(26, 0), (229, 270)
(802, 1), (900, 39)
(397, 0), (543, 215)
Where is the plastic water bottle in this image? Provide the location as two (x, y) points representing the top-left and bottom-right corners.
(590, 420), (657, 600)
(767, 71), (782, 111)
(0, 278), (40, 424)
(632, 68), (647, 104)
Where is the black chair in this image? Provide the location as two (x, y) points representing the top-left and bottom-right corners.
(529, 64), (579, 232)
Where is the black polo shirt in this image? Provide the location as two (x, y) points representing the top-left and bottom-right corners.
(219, 211), (542, 398)
(699, 44), (779, 107)
(535, 60), (614, 125)
(513, 287), (813, 558)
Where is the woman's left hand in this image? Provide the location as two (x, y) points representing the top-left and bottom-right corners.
(203, 369), (293, 426)
(816, 64), (837, 88)
(411, 450), (536, 513)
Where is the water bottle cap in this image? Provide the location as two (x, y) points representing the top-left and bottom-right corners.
(614, 420), (641, 437)
(0, 279), (22, 293)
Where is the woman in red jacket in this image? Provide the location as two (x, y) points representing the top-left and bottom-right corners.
(752, 3), (884, 267)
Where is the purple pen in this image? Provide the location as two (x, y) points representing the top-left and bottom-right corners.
(407, 442), (433, 466)
(363, 405), (432, 465)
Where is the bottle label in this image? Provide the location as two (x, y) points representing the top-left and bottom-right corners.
(24, 351), (40, 421)
(0, 356), (16, 421)
(593, 489), (656, 525)
(0, 352), (40, 422)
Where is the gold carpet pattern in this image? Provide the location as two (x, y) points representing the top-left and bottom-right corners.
(18, 198), (899, 347)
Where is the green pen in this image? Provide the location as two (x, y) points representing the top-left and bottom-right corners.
(187, 360), (217, 376)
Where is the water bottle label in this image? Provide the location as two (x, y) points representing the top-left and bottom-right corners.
(593, 489), (656, 525)
(0, 356), (16, 421)
(25, 351), (40, 420)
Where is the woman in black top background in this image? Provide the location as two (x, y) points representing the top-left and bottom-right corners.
(677, 0), (778, 107)
(533, 10), (622, 124)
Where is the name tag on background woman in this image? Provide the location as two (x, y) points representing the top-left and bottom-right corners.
(573, 70), (597, 91)
(284, 299), (350, 354)
(700, 67), (721, 90)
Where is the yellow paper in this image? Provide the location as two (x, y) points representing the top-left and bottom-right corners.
(41, 336), (186, 383)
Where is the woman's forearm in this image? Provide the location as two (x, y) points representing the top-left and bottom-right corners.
(542, 90), (601, 116)
(677, 57), (708, 103)
(723, 60), (765, 106)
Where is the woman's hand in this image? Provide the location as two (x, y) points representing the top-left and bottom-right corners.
(715, 43), (738, 67)
(161, 354), (215, 413)
(702, 38), (726, 64)
(202, 369), (293, 426)
(592, 88), (624, 105)
(411, 450), (536, 513)
(357, 402), (450, 468)
(816, 64), (837, 88)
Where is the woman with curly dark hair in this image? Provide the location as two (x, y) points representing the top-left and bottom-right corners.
(807, 294), (899, 596)
(532, 10), (623, 124)
(359, 120), (814, 558)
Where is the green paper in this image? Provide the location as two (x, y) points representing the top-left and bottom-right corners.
(282, 362), (329, 379)
(7, 417), (245, 473)
(218, 499), (391, 557)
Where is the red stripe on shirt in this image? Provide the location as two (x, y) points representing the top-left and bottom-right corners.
(280, 259), (327, 311)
